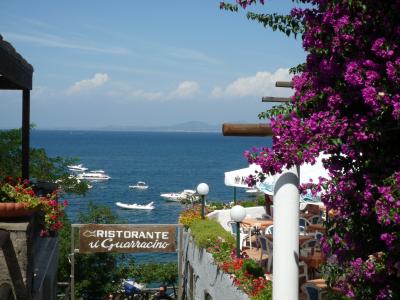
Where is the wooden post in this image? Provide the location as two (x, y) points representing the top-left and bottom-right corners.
(275, 81), (293, 88)
(22, 89), (30, 180)
(262, 96), (290, 103)
(222, 123), (273, 136)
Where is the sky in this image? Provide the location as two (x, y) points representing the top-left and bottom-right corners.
(0, 1), (306, 129)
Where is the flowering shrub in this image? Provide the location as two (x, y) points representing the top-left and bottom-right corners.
(206, 236), (233, 264)
(0, 177), (67, 236)
(220, 0), (400, 298)
(221, 251), (272, 298)
(178, 207), (202, 229)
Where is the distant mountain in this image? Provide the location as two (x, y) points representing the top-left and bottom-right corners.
(99, 121), (220, 133)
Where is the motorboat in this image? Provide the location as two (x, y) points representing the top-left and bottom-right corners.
(160, 189), (197, 202)
(129, 181), (149, 190)
(90, 169), (105, 174)
(77, 172), (111, 180)
(115, 202), (154, 210)
(67, 164), (88, 172)
(160, 192), (182, 201)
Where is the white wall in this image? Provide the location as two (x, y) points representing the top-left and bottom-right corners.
(207, 206), (265, 231)
(181, 230), (249, 300)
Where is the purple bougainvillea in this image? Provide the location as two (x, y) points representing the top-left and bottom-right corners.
(222, 0), (400, 298)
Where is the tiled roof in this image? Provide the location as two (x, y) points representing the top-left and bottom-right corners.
(0, 34), (34, 73)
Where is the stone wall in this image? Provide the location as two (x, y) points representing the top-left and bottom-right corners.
(181, 230), (249, 300)
(0, 217), (58, 300)
(0, 220), (33, 299)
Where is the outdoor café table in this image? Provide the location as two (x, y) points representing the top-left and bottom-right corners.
(300, 251), (326, 279)
(307, 224), (326, 234)
(265, 234), (313, 245)
(242, 218), (273, 230)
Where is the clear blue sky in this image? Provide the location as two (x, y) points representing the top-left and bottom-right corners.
(0, 1), (305, 129)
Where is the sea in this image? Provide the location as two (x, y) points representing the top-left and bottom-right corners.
(31, 130), (272, 262)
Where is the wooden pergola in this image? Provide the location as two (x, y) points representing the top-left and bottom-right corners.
(0, 34), (33, 180)
(222, 81), (292, 137)
(222, 81), (293, 213)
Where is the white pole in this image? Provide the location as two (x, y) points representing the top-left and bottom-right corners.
(273, 165), (300, 300)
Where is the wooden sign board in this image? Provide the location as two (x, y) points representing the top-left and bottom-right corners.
(79, 224), (177, 253)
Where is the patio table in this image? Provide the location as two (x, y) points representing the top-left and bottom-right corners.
(241, 218), (273, 249)
(300, 251), (326, 279)
(265, 234), (313, 245)
(242, 218), (273, 230)
(307, 224), (326, 234)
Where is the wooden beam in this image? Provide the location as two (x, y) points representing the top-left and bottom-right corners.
(275, 81), (293, 88)
(222, 123), (273, 136)
(22, 90), (30, 180)
(262, 96), (290, 103)
(0, 76), (24, 90)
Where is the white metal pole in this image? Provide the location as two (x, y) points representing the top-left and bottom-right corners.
(273, 165), (300, 300)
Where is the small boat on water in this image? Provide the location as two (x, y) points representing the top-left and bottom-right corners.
(67, 164), (88, 172)
(160, 192), (181, 201)
(129, 181), (149, 190)
(77, 172), (111, 180)
(160, 189), (196, 202)
(115, 202), (154, 210)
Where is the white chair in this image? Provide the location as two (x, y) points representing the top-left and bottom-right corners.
(299, 217), (312, 231)
(227, 221), (250, 250)
(265, 225), (274, 235)
(299, 225), (307, 235)
(258, 234), (273, 272)
(314, 231), (324, 241)
(241, 223), (254, 249)
(307, 214), (322, 224)
(299, 261), (309, 288)
(300, 238), (319, 250)
(301, 279), (328, 300)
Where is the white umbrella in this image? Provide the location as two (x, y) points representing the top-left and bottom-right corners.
(224, 164), (262, 203)
(255, 154), (330, 199)
(224, 164), (262, 188)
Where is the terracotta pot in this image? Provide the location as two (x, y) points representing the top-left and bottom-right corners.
(0, 202), (37, 218)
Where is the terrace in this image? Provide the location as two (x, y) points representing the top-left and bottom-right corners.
(179, 195), (330, 300)
(177, 82), (332, 300)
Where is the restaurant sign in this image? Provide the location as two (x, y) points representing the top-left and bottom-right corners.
(79, 224), (176, 253)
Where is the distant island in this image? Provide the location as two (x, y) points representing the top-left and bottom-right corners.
(98, 121), (221, 133)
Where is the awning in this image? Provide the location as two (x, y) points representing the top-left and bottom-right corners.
(224, 164), (262, 188)
(225, 154), (330, 196)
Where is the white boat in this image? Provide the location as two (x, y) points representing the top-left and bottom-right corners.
(90, 169), (105, 174)
(160, 192), (182, 201)
(129, 181), (149, 190)
(77, 172), (111, 180)
(67, 164), (88, 172)
(115, 201), (154, 210)
(160, 189), (197, 202)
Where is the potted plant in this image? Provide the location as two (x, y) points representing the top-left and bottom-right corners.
(0, 176), (67, 236)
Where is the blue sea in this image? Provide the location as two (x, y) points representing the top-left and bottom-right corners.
(31, 130), (271, 262)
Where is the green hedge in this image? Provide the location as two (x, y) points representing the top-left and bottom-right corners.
(189, 219), (235, 249)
